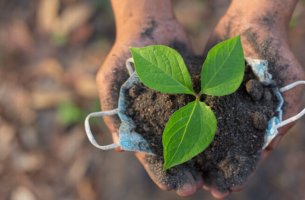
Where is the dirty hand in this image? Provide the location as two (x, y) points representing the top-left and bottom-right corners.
(203, 0), (305, 198)
(96, 0), (203, 197)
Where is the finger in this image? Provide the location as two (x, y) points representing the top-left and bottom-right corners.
(96, 50), (131, 143)
(261, 134), (283, 160)
(201, 171), (244, 197)
(203, 32), (222, 56)
(262, 117), (296, 154)
(110, 131), (123, 152)
(202, 184), (211, 192)
(211, 188), (230, 199)
(175, 171), (197, 197)
(264, 134), (284, 152)
(201, 177), (211, 191)
(135, 153), (199, 196)
(135, 152), (172, 191)
(195, 176), (204, 190)
(230, 184), (246, 192)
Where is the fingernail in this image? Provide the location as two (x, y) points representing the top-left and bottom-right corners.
(202, 178), (211, 191)
(203, 184), (211, 191)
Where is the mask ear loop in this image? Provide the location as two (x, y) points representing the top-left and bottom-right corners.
(277, 80), (305, 128)
(84, 58), (135, 150)
(126, 58), (135, 76)
(84, 109), (119, 150)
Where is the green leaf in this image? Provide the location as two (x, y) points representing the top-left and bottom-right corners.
(201, 35), (244, 96)
(163, 100), (217, 170)
(130, 45), (195, 95)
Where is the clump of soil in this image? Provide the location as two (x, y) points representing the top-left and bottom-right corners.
(125, 50), (278, 192)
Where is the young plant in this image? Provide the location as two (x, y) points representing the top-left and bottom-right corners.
(130, 35), (244, 170)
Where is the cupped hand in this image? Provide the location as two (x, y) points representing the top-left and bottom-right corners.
(202, 2), (305, 198)
(96, 17), (204, 197)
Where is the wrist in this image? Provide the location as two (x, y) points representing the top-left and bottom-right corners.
(227, 0), (298, 28)
(114, 17), (186, 45)
(111, 0), (174, 31)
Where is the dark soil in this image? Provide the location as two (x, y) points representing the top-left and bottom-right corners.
(125, 47), (278, 192)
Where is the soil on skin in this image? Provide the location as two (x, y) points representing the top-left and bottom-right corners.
(125, 47), (278, 192)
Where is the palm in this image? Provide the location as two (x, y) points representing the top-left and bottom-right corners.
(202, 13), (305, 197)
(96, 19), (203, 196)
(97, 19), (190, 135)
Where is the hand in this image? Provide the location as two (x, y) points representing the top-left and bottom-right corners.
(203, 0), (305, 198)
(96, 13), (204, 196)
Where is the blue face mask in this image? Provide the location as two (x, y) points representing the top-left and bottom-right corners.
(85, 58), (305, 153)
(245, 58), (305, 149)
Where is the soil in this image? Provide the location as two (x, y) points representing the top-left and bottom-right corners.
(125, 45), (278, 192)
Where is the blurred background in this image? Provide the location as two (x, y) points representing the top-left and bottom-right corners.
(0, 0), (305, 199)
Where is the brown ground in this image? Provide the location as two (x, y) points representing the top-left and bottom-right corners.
(0, 0), (305, 199)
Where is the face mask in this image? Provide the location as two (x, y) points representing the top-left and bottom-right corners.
(245, 58), (305, 149)
(85, 58), (305, 153)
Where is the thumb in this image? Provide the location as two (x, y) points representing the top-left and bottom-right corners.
(96, 48), (130, 151)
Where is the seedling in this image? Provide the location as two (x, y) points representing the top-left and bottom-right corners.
(130, 36), (244, 170)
